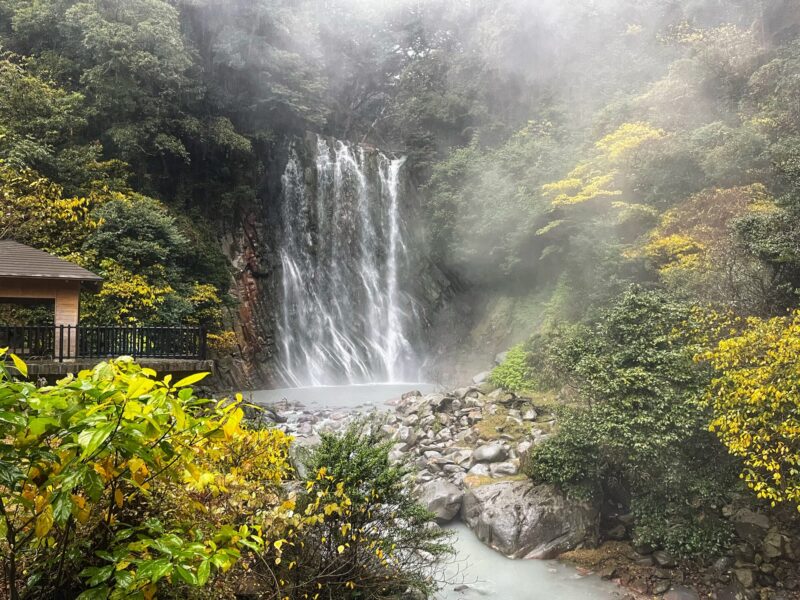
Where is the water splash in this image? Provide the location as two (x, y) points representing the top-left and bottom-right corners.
(277, 136), (417, 386)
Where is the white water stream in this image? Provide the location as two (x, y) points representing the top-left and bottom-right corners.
(277, 136), (418, 387)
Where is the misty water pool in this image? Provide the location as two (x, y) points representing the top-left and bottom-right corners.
(439, 524), (621, 600)
(250, 383), (623, 599)
(249, 382), (439, 410)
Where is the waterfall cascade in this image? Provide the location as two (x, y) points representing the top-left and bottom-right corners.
(277, 135), (419, 386)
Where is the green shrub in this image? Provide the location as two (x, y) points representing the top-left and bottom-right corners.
(266, 422), (454, 599)
(0, 352), (292, 600)
(490, 344), (535, 391)
(526, 287), (737, 558)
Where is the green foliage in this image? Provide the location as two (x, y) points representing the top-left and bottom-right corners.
(85, 196), (188, 274)
(424, 121), (567, 282)
(527, 288), (737, 557)
(0, 351), (292, 599)
(490, 344), (535, 392)
(259, 422), (453, 599)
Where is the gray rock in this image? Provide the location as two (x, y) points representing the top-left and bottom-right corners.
(516, 441), (533, 466)
(731, 509), (769, 546)
(453, 387), (472, 399)
(447, 448), (473, 467)
(490, 460), (520, 477)
(762, 529), (783, 559)
(435, 428), (453, 441)
(653, 550), (677, 568)
(472, 371), (491, 384)
(417, 479), (464, 523)
(467, 463), (491, 477)
(394, 426), (418, 450)
(653, 580), (671, 595)
(495, 351), (509, 365)
(403, 414), (420, 427)
(388, 449), (405, 465)
(663, 585), (699, 600)
(460, 479), (598, 559)
(522, 408), (537, 421)
(472, 443), (508, 464)
(734, 568), (755, 589)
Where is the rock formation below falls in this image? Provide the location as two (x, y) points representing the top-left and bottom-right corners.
(255, 376), (600, 562)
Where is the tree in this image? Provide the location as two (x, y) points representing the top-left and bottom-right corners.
(528, 288), (737, 556)
(701, 311), (800, 509)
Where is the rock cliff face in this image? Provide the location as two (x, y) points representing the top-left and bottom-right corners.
(213, 133), (456, 391)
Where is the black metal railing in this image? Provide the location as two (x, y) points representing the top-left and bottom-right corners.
(0, 325), (207, 361)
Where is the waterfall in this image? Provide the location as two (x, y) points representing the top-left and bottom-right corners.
(277, 135), (418, 386)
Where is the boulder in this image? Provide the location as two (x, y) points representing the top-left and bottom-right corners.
(472, 443), (508, 464)
(490, 460), (519, 477)
(731, 509), (769, 546)
(394, 426), (418, 450)
(417, 479), (464, 523)
(467, 463), (491, 477)
(472, 371), (491, 384)
(663, 585), (699, 600)
(460, 479), (598, 559)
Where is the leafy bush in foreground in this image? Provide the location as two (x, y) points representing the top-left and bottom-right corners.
(259, 423), (454, 599)
(0, 351), (293, 599)
(0, 354), (452, 599)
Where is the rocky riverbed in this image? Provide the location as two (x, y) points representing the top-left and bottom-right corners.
(252, 378), (800, 600)
(250, 378), (632, 596)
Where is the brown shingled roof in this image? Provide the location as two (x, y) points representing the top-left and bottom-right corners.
(0, 240), (102, 282)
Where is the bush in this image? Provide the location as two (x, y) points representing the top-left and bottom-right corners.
(526, 287), (738, 557)
(490, 344), (535, 392)
(255, 423), (454, 599)
(0, 355), (458, 599)
(0, 352), (292, 599)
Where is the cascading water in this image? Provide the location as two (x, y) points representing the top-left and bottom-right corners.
(277, 135), (418, 386)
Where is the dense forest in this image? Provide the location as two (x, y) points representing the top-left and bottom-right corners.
(2, 0), (800, 598)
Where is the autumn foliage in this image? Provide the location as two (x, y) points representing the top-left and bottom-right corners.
(0, 353), (449, 599)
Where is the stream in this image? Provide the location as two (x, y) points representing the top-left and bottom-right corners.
(439, 523), (619, 599)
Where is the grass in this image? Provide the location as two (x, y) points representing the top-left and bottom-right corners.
(474, 409), (534, 441)
(464, 474), (528, 488)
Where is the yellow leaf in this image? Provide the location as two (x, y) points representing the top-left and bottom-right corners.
(35, 505), (53, 539)
(223, 407), (244, 439)
(9, 353), (27, 378)
(173, 372), (209, 388)
(114, 488), (124, 508)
